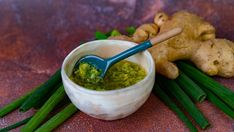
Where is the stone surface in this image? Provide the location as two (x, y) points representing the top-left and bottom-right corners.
(0, 0), (233, 131)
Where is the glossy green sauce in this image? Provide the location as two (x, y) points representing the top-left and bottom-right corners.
(70, 60), (147, 91)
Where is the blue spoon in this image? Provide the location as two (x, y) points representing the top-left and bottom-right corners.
(74, 27), (182, 77)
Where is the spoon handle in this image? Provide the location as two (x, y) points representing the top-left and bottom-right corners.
(106, 27), (182, 65)
(150, 27), (182, 45)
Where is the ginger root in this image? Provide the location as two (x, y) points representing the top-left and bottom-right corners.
(109, 24), (159, 43)
(132, 24), (159, 42)
(154, 12), (168, 27)
(108, 11), (234, 79)
(191, 39), (234, 77)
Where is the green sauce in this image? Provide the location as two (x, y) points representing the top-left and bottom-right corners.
(70, 60), (147, 91)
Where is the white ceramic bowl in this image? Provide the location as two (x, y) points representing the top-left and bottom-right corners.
(61, 40), (155, 120)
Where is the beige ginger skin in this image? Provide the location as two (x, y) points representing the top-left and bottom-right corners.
(109, 11), (234, 79)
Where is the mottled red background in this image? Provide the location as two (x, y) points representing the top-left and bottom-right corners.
(0, 0), (234, 131)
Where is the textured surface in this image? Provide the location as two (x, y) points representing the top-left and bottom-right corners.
(0, 0), (234, 131)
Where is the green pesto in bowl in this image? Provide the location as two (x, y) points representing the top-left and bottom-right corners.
(70, 60), (147, 91)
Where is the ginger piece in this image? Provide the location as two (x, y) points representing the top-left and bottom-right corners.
(191, 39), (234, 77)
(108, 23), (159, 43)
(149, 11), (216, 78)
(108, 35), (133, 41)
(148, 39), (201, 79)
(109, 11), (234, 79)
(132, 23), (159, 42)
(154, 12), (168, 27)
(152, 11), (234, 78)
(155, 11), (216, 41)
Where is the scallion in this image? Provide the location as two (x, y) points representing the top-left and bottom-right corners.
(21, 85), (66, 132)
(157, 76), (210, 129)
(20, 69), (62, 112)
(35, 103), (78, 132)
(0, 116), (32, 132)
(176, 72), (206, 102)
(153, 84), (197, 132)
(177, 61), (234, 110)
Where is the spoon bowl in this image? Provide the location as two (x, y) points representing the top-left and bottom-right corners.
(74, 55), (109, 77)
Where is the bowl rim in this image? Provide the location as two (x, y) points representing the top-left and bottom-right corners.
(61, 39), (155, 95)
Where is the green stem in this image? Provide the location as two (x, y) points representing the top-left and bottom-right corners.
(20, 69), (62, 112)
(33, 83), (62, 109)
(0, 116), (32, 132)
(199, 84), (234, 119)
(110, 29), (121, 37)
(35, 103), (78, 132)
(177, 61), (234, 110)
(157, 76), (210, 129)
(21, 85), (66, 132)
(0, 84), (41, 117)
(153, 84), (197, 132)
(95, 31), (108, 40)
(126, 26), (136, 36)
(175, 71), (206, 102)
